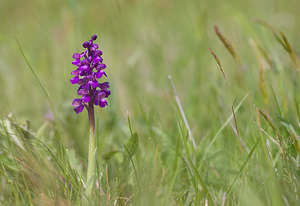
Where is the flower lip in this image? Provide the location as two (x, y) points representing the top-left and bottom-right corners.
(96, 70), (105, 79)
(74, 104), (84, 114)
(72, 98), (83, 106)
(99, 99), (108, 108)
(70, 76), (79, 84)
(72, 59), (81, 66)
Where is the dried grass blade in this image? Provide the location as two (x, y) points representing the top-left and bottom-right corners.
(214, 25), (240, 64)
(208, 47), (228, 86)
(258, 109), (287, 161)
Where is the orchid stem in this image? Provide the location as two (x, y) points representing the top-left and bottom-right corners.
(86, 102), (96, 196)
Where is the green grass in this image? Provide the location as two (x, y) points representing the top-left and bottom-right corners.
(0, 0), (300, 205)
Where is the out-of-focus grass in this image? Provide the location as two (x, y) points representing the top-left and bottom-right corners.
(0, 0), (300, 205)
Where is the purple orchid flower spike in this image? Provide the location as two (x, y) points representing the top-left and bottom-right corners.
(70, 35), (110, 114)
(70, 35), (110, 196)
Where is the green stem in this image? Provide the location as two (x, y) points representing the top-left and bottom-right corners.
(86, 103), (96, 196)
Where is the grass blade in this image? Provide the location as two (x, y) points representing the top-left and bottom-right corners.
(258, 109), (287, 162)
(15, 37), (50, 98)
(169, 75), (196, 149)
(208, 47), (228, 87)
(214, 25), (240, 64)
(232, 97), (244, 156)
(199, 93), (248, 167)
(255, 19), (299, 71)
(227, 137), (260, 195)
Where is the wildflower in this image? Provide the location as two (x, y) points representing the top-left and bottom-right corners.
(70, 35), (110, 114)
(70, 35), (110, 196)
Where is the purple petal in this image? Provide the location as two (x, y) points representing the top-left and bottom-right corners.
(93, 44), (98, 49)
(70, 76), (79, 84)
(98, 91), (106, 99)
(72, 59), (81, 66)
(77, 89), (88, 95)
(82, 95), (91, 103)
(93, 56), (102, 64)
(94, 91), (106, 106)
(94, 98), (99, 105)
(97, 64), (106, 70)
(81, 58), (89, 65)
(85, 75), (94, 81)
(99, 99), (108, 108)
(91, 46), (97, 52)
(74, 105), (84, 114)
(88, 80), (98, 88)
(77, 79), (84, 85)
(91, 35), (97, 41)
(95, 50), (103, 56)
(99, 82), (109, 90)
(104, 90), (111, 97)
(73, 53), (81, 59)
(72, 99), (83, 107)
(83, 41), (89, 48)
(92, 81), (98, 88)
(80, 50), (87, 58)
(71, 70), (79, 76)
(85, 83), (90, 91)
(96, 70), (105, 79)
(79, 65), (89, 72)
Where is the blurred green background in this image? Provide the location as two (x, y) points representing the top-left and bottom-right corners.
(0, 0), (299, 153)
(0, 0), (300, 205)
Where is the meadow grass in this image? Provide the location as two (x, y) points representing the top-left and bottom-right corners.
(0, 0), (299, 205)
